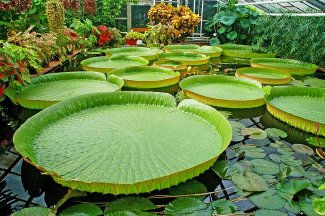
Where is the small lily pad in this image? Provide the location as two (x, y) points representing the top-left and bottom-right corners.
(292, 144), (314, 155)
(255, 209), (287, 216)
(265, 128), (287, 140)
(105, 197), (156, 214)
(269, 154), (282, 163)
(241, 128), (267, 140)
(60, 203), (102, 216)
(210, 199), (237, 214)
(250, 159), (279, 175)
(165, 197), (210, 216)
(284, 201), (301, 214)
(276, 179), (312, 201)
(211, 160), (230, 179)
(249, 189), (285, 209)
(169, 180), (207, 197)
(232, 170), (268, 192)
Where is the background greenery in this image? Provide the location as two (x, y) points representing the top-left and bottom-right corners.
(252, 16), (325, 67)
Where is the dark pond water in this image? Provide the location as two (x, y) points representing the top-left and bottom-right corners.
(0, 53), (324, 215)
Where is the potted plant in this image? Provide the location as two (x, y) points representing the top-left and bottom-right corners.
(125, 30), (144, 46)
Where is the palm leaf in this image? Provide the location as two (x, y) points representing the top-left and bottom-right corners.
(179, 75), (265, 108)
(236, 67), (291, 85)
(81, 55), (149, 73)
(108, 66), (180, 89)
(266, 86), (325, 136)
(11, 72), (124, 109)
(104, 47), (163, 61)
(251, 58), (318, 75)
(13, 91), (232, 194)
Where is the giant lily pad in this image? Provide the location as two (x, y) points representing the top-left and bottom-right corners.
(235, 67), (291, 85)
(216, 44), (276, 59)
(165, 44), (222, 58)
(81, 55), (149, 73)
(179, 75), (265, 108)
(10, 72), (124, 109)
(108, 66), (180, 89)
(152, 59), (187, 71)
(266, 86), (325, 136)
(158, 52), (210, 66)
(251, 58), (318, 75)
(14, 91), (232, 194)
(104, 47), (163, 61)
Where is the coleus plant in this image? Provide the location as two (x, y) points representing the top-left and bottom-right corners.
(96, 25), (111, 46)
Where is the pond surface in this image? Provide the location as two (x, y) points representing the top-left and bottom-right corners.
(0, 53), (324, 215)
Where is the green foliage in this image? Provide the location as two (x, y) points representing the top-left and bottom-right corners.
(206, 0), (260, 44)
(250, 159), (279, 175)
(312, 197), (325, 215)
(265, 128), (287, 140)
(233, 145), (266, 158)
(11, 207), (54, 216)
(253, 15), (325, 67)
(210, 199), (237, 214)
(241, 128), (267, 140)
(164, 197), (209, 216)
(125, 31), (144, 40)
(255, 209), (287, 216)
(276, 179), (312, 201)
(249, 189), (285, 209)
(69, 18), (98, 49)
(59, 203), (102, 216)
(232, 170), (268, 192)
(105, 197), (156, 215)
(169, 180), (207, 197)
(46, 0), (65, 34)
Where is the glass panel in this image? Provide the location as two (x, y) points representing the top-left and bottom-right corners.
(131, 5), (151, 28)
(118, 6), (127, 17)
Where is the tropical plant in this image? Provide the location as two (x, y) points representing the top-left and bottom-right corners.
(83, 0), (97, 16)
(0, 41), (42, 98)
(143, 24), (177, 47)
(125, 30), (144, 40)
(147, 3), (200, 43)
(206, 0), (260, 44)
(252, 15), (325, 67)
(46, 0), (65, 35)
(69, 18), (98, 49)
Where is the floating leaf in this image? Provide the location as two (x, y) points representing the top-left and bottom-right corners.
(279, 163), (291, 180)
(276, 179), (312, 201)
(265, 128), (287, 140)
(60, 203), (102, 216)
(169, 180), (207, 197)
(292, 144), (314, 155)
(11, 207), (53, 216)
(304, 77), (325, 88)
(229, 121), (246, 130)
(210, 199), (237, 214)
(105, 197), (156, 214)
(232, 131), (245, 142)
(106, 211), (137, 216)
(164, 197), (209, 216)
(312, 197), (325, 215)
(306, 136), (325, 148)
(241, 128), (267, 140)
(211, 160), (230, 179)
(249, 189), (285, 209)
(289, 165), (305, 178)
(254, 209), (287, 216)
(281, 159), (302, 167)
(300, 201), (320, 216)
(269, 154), (282, 163)
(250, 159), (279, 175)
(233, 145), (266, 159)
(262, 175), (277, 184)
(284, 201), (301, 214)
(232, 170), (268, 192)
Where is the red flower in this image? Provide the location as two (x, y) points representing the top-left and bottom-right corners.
(98, 25), (108, 32)
(0, 85), (5, 97)
(0, 73), (5, 79)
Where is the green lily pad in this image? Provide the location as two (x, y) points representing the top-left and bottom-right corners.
(232, 170), (268, 192)
(81, 55), (149, 73)
(250, 159), (279, 175)
(251, 58), (318, 75)
(169, 180), (207, 197)
(241, 128), (267, 140)
(11, 72), (124, 109)
(265, 128), (287, 140)
(60, 203), (102, 216)
(11, 207), (54, 216)
(104, 47), (163, 61)
(108, 66), (180, 89)
(158, 52), (209, 66)
(266, 86), (325, 136)
(304, 77), (325, 88)
(249, 189), (285, 209)
(211, 160), (230, 179)
(210, 199), (237, 214)
(276, 179), (312, 201)
(165, 197), (209, 216)
(284, 201), (301, 214)
(255, 209), (287, 216)
(180, 75), (265, 108)
(14, 92), (232, 194)
(292, 144), (314, 155)
(104, 197), (156, 214)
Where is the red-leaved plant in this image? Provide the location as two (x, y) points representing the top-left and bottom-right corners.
(83, 0), (96, 16)
(96, 25), (111, 45)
